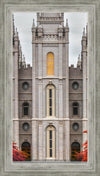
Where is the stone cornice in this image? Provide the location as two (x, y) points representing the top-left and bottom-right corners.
(13, 118), (88, 121)
(32, 41), (69, 44)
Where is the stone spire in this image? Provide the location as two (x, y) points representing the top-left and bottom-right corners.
(13, 28), (19, 52)
(66, 19), (69, 28)
(86, 24), (88, 37)
(15, 28), (18, 37)
(81, 25), (87, 70)
(77, 54), (81, 68)
(18, 44), (22, 68)
(12, 14), (15, 36)
(22, 55), (26, 68)
(86, 24), (88, 45)
(64, 18), (69, 41)
(12, 14), (15, 45)
(83, 27), (86, 37)
(32, 18), (35, 28)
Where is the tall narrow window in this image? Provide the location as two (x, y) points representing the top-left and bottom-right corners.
(73, 102), (79, 115)
(71, 142), (80, 161)
(47, 85), (55, 117)
(23, 102), (29, 115)
(47, 52), (54, 75)
(47, 125), (55, 158)
(22, 142), (31, 161)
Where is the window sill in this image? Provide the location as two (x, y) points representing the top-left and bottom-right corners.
(46, 158), (56, 160)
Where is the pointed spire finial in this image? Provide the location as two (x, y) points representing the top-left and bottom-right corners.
(77, 54), (81, 68)
(78, 54), (80, 61)
(12, 14), (14, 21)
(66, 19), (68, 27)
(13, 14), (15, 35)
(15, 28), (18, 37)
(22, 54), (25, 61)
(86, 24), (88, 36)
(32, 18), (35, 28)
(83, 27), (86, 36)
(22, 55), (26, 68)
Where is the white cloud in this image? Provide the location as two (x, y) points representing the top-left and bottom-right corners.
(14, 12), (88, 67)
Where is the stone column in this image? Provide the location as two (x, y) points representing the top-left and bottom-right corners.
(58, 122), (63, 160)
(13, 45), (19, 147)
(82, 36), (87, 144)
(32, 121), (37, 160)
(64, 120), (70, 161)
(65, 41), (70, 161)
(65, 42), (69, 119)
(83, 51), (87, 120)
(38, 44), (42, 77)
(59, 44), (62, 77)
(32, 43), (36, 118)
(32, 43), (37, 160)
(38, 121), (43, 160)
(59, 81), (63, 118)
(38, 81), (43, 119)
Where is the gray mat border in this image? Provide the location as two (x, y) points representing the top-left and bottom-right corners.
(0, 0), (99, 175)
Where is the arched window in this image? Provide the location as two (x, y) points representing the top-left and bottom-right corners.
(73, 102), (79, 115)
(71, 142), (80, 161)
(23, 102), (29, 116)
(22, 142), (31, 160)
(47, 125), (55, 158)
(47, 52), (54, 75)
(47, 85), (55, 117)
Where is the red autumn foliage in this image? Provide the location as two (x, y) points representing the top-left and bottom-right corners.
(13, 142), (28, 161)
(76, 130), (88, 162)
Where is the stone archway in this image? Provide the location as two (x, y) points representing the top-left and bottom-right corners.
(21, 142), (31, 161)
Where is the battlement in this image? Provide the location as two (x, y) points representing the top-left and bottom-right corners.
(69, 65), (82, 79)
(37, 13), (64, 25)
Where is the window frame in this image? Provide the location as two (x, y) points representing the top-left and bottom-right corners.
(47, 52), (54, 75)
(72, 102), (79, 115)
(47, 125), (55, 159)
(23, 102), (29, 116)
(46, 85), (55, 117)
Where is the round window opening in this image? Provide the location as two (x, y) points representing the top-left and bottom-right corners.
(22, 123), (30, 131)
(72, 123), (79, 131)
(72, 82), (79, 90)
(22, 82), (29, 90)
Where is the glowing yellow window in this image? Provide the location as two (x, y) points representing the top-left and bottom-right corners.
(47, 52), (54, 75)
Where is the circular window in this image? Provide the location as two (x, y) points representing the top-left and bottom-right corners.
(72, 123), (79, 131)
(22, 123), (29, 131)
(72, 82), (79, 90)
(22, 82), (29, 90)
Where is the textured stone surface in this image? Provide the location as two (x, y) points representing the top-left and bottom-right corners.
(0, 0), (97, 175)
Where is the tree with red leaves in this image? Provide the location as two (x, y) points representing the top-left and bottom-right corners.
(76, 130), (88, 162)
(13, 142), (28, 161)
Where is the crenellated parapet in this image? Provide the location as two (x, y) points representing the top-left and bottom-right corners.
(37, 13), (64, 25)
(32, 13), (69, 43)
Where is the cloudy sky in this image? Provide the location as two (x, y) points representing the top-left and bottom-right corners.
(14, 12), (88, 67)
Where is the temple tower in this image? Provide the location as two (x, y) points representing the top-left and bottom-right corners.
(32, 13), (70, 161)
